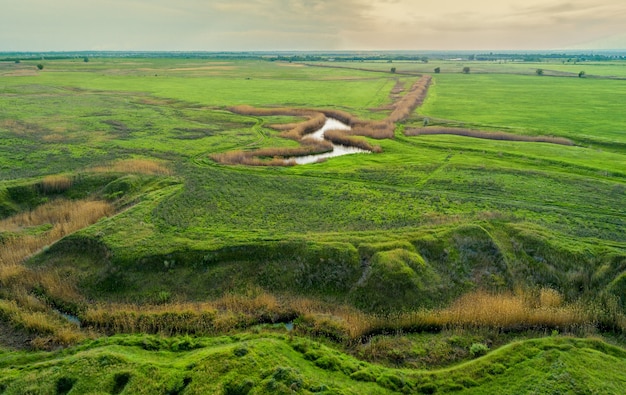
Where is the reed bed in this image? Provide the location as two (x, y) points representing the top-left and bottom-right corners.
(77, 288), (615, 344)
(210, 140), (333, 166)
(324, 130), (381, 152)
(0, 297), (86, 349)
(387, 76), (432, 123)
(0, 199), (114, 267)
(39, 175), (73, 193)
(429, 289), (587, 330)
(82, 292), (369, 340)
(405, 127), (574, 146)
(279, 113), (326, 140)
(90, 159), (173, 175)
(350, 121), (395, 139)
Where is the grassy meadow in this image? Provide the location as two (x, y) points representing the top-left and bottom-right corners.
(1, 55), (626, 393)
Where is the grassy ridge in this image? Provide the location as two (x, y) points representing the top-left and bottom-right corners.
(2, 333), (626, 394)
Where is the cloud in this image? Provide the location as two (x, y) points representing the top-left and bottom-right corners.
(0, 0), (624, 50)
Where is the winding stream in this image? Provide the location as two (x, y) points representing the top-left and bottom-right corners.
(292, 118), (371, 165)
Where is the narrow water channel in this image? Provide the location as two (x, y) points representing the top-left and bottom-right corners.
(292, 118), (371, 165)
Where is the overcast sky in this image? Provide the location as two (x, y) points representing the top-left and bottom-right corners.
(1, 0), (625, 51)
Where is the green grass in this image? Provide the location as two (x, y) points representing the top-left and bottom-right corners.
(419, 73), (626, 149)
(2, 332), (626, 394)
(2, 56), (626, 391)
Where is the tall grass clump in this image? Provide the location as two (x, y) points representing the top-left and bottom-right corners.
(0, 199), (114, 267)
(39, 175), (73, 193)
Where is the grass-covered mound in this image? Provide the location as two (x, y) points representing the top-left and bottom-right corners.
(1, 333), (626, 394)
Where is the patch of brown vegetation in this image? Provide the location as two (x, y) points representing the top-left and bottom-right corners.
(39, 175), (73, 194)
(0, 119), (48, 136)
(76, 287), (621, 344)
(0, 198), (115, 349)
(90, 159), (173, 175)
(388, 75), (432, 123)
(0, 199), (114, 266)
(211, 140), (333, 166)
(324, 130), (382, 153)
(405, 127), (574, 146)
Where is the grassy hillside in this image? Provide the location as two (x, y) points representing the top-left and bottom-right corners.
(1, 56), (626, 393)
(2, 333), (626, 394)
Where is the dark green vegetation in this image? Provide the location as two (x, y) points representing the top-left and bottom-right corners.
(1, 54), (626, 393)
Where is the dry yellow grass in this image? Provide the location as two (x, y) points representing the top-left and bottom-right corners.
(0, 199), (113, 267)
(387, 289), (590, 334)
(39, 175), (73, 193)
(90, 158), (172, 175)
(387, 76), (432, 123)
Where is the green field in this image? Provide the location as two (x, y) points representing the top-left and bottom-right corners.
(1, 55), (626, 393)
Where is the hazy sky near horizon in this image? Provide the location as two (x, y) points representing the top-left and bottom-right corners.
(1, 0), (625, 51)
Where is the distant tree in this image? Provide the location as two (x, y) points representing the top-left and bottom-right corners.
(468, 54), (475, 61)
(578, 71), (586, 78)
(421, 56), (429, 63)
(83, 57), (89, 63)
(536, 68), (544, 76)
(390, 67), (396, 73)
(36, 64), (44, 70)
(462, 66), (470, 74)
(14, 59), (20, 64)
(434, 67), (441, 74)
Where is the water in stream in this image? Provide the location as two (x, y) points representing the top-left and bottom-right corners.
(291, 118), (370, 165)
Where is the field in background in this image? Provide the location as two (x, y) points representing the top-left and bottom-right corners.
(1, 55), (626, 393)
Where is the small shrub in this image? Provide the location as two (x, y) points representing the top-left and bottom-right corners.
(469, 343), (489, 358)
(224, 379), (254, 395)
(233, 346), (249, 357)
(156, 291), (172, 304)
(350, 369), (377, 382)
(418, 383), (437, 394)
(376, 373), (404, 391)
(36, 64), (44, 70)
(314, 355), (340, 371)
(487, 363), (506, 375)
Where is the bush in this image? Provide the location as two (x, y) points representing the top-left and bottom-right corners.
(350, 369), (377, 382)
(36, 64), (44, 70)
(469, 343), (489, 358)
(418, 383), (437, 394)
(223, 378), (254, 395)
